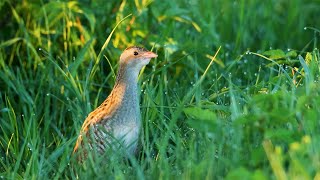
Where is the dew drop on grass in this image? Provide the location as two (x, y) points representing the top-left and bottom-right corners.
(46, 93), (50, 96)
(164, 91), (167, 95)
(38, 48), (42, 51)
(304, 27), (307, 30)
(27, 143), (32, 151)
(243, 72), (247, 75)
(67, 109), (71, 112)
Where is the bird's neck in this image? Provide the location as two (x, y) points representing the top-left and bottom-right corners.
(113, 64), (140, 106)
(116, 64), (139, 84)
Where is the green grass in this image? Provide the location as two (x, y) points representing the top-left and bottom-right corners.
(0, 0), (320, 179)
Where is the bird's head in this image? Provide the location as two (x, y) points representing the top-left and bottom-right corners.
(120, 46), (157, 69)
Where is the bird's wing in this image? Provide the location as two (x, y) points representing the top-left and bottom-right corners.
(73, 92), (121, 153)
(73, 113), (112, 154)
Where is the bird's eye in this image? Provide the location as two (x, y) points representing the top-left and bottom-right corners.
(134, 51), (139, 56)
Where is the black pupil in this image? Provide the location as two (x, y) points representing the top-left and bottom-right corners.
(134, 51), (138, 56)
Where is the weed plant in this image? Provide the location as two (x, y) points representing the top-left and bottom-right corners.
(0, 0), (320, 179)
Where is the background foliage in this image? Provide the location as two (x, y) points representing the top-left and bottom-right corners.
(0, 0), (320, 179)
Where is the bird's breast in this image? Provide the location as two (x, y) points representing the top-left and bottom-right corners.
(108, 83), (141, 153)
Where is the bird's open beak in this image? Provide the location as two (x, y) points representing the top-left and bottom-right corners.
(143, 51), (158, 58)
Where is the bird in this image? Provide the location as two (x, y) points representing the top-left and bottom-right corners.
(73, 46), (157, 160)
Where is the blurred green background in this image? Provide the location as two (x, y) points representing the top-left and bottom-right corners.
(0, 0), (320, 179)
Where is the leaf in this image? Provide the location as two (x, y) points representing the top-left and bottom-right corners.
(184, 107), (216, 121)
(269, 108), (293, 123)
(265, 129), (295, 142)
(184, 107), (217, 132)
(286, 50), (297, 58)
(262, 49), (286, 60)
(225, 167), (251, 180)
(252, 170), (268, 180)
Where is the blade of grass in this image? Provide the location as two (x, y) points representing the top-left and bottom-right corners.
(89, 14), (132, 80)
(69, 38), (94, 77)
(159, 46), (221, 155)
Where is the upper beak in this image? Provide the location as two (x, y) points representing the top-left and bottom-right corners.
(143, 51), (158, 58)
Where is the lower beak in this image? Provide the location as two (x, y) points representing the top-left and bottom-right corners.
(143, 51), (158, 58)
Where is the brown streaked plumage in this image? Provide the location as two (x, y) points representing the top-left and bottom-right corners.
(73, 46), (157, 159)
